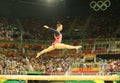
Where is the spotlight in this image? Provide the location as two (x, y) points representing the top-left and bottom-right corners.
(46, 0), (56, 3)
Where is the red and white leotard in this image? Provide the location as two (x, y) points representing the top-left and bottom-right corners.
(47, 27), (62, 45)
(52, 34), (62, 45)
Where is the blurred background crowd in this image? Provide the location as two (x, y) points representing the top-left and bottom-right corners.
(0, 0), (119, 77)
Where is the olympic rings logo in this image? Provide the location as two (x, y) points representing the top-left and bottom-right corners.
(90, 0), (111, 11)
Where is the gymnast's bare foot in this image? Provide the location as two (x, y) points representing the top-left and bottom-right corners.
(76, 46), (82, 53)
(36, 53), (41, 58)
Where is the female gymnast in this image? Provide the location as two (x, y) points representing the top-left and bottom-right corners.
(36, 23), (82, 58)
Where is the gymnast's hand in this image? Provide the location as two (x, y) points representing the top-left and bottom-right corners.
(43, 25), (49, 29)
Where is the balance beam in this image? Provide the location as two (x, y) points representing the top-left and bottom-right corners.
(0, 75), (119, 81)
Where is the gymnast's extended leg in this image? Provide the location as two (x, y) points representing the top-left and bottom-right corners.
(54, 43), (82, 50)
(36, 46), (55, 58)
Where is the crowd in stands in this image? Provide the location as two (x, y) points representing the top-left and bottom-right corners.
(100, 59), (120, 75)
(0, 44), (120, 75)
(27, 54), (120, 75)
(0, 53), (28, 75)
(0, 17), (21, 41)
(28, 56), (72, 74)
(0, 11), (119, 41)
(88, 12), (119, 38)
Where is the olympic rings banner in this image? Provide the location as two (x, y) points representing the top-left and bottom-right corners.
(90, 0), (111, 11)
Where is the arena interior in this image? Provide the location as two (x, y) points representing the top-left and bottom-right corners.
(0, 0), (120, 83)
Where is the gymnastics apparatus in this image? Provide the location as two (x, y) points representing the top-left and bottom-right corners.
(0, 75), (119, 80)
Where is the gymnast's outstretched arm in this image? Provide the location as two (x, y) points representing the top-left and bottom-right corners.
(43, 25), (60, 35)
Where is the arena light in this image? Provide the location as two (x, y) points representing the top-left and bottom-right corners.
(46, 0), (56, 3)
(46, 0), (64, 3)
(45, 0), (64, 5)
(45, 0), (58, 4)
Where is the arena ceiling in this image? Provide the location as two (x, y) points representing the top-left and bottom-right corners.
(0, 0), (119, 18)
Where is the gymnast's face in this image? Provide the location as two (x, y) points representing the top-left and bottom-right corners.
(57, 25), (63, 32)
